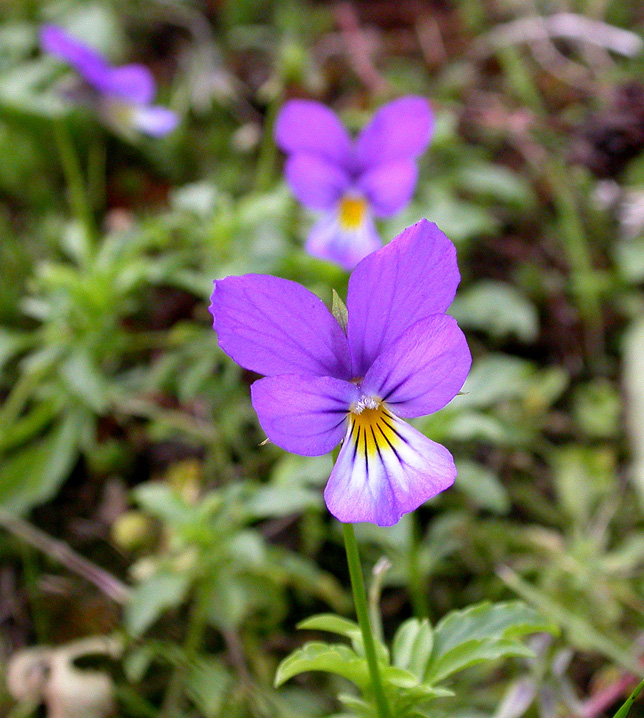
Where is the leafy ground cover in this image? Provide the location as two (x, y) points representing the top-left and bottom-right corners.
(2, 1), (644, 716)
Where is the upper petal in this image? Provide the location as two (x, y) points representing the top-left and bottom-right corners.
(324, 409), (455, 526)
(355, 97), (433, 171)
(251, 374), (357, 456)
(357, 159), (418, 217)
(285, 153), (351, 211)
(41, 24), (110, 87)
(274, 100), (353, 169)
(361, 315), (471, 418)
(210, 274), (351, 379)
(306, 208), (381, 271)
(346, 220), (460, 377)
(100, 64), (155, 104)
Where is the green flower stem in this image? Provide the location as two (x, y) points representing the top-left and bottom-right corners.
(408, 512), (429, 619)
(53, 119), (97, 255)
(254, 90), (283, 192)
(342, 522), (393, 718)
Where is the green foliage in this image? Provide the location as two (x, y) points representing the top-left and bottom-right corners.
(1, 0), (644, 716)
(276, 602), (555, 717)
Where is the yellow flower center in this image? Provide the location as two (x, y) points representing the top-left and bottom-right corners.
(349, 398), (398, 457)
(339, 195), (367, 230)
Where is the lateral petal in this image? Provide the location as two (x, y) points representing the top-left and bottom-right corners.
(361, 315), (471, 418)
(324, 409), (455, 526)
(346, 219), (460, 377)
(285, 153), (351, 211)
(251, 375), (357, 456)
(355, 97), (433, 171)
(210, 274), (351, 379)
(275, 100), (353, 169)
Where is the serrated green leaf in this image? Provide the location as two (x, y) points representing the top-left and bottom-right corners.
(298, 613), (361, 639)
(274, 641), (369, 688)
(297, 612), (389, 664)
(392, 618), (434, 679)
(426, 638), (533, 685)
(425, 601), (556, 684)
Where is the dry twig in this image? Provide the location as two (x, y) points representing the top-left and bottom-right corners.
(335, 2), (389, 95)
(0, 508), (131, 605)
(480, 12), (643, 58)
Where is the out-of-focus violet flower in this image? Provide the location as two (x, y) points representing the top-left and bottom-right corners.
(41, 25), (178, 137)
(209, 219), (471, 526)
(274, 97), (434, 270)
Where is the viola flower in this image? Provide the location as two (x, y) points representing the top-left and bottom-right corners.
(274, 97), (433, 270)
(41, 25), (178, 137)
(210, 220), (471, 526)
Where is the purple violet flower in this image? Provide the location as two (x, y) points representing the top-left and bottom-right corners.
(41, 25), (178, 137)
(274, 97), (434, 270)
(210, 219), (471, 526)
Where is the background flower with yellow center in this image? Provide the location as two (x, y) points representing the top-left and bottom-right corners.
(274, 97), (434, 270)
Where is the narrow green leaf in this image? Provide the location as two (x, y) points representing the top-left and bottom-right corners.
(613, 676), (644, 718)
(331, 289), (348, 332)
(0, 410), (85, 513)
(499, 567), (637, 671)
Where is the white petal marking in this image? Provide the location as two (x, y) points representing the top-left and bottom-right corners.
(323, 403), (455, 526)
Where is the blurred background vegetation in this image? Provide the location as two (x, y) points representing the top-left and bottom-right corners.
(1, 0), (644, 716)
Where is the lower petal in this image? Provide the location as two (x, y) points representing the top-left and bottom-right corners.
(131, 105), (179, 136)
(323, 409), (455, 526)
(306, 210), (381, 271)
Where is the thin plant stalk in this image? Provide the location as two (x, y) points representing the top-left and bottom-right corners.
(87, 135), (106, 216)
(342, 522), (393, 718)
(254, 90), (283, 192)
(547, 157), (604, 361)
(407, 512), (430, 619)
(53, 119), (97, 254)
(159, 582), (210, 718)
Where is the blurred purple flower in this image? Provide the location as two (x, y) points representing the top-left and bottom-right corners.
(210, 219), (470, 526)
(274, 97), (434, 270)
(41, 25), (178, 137)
